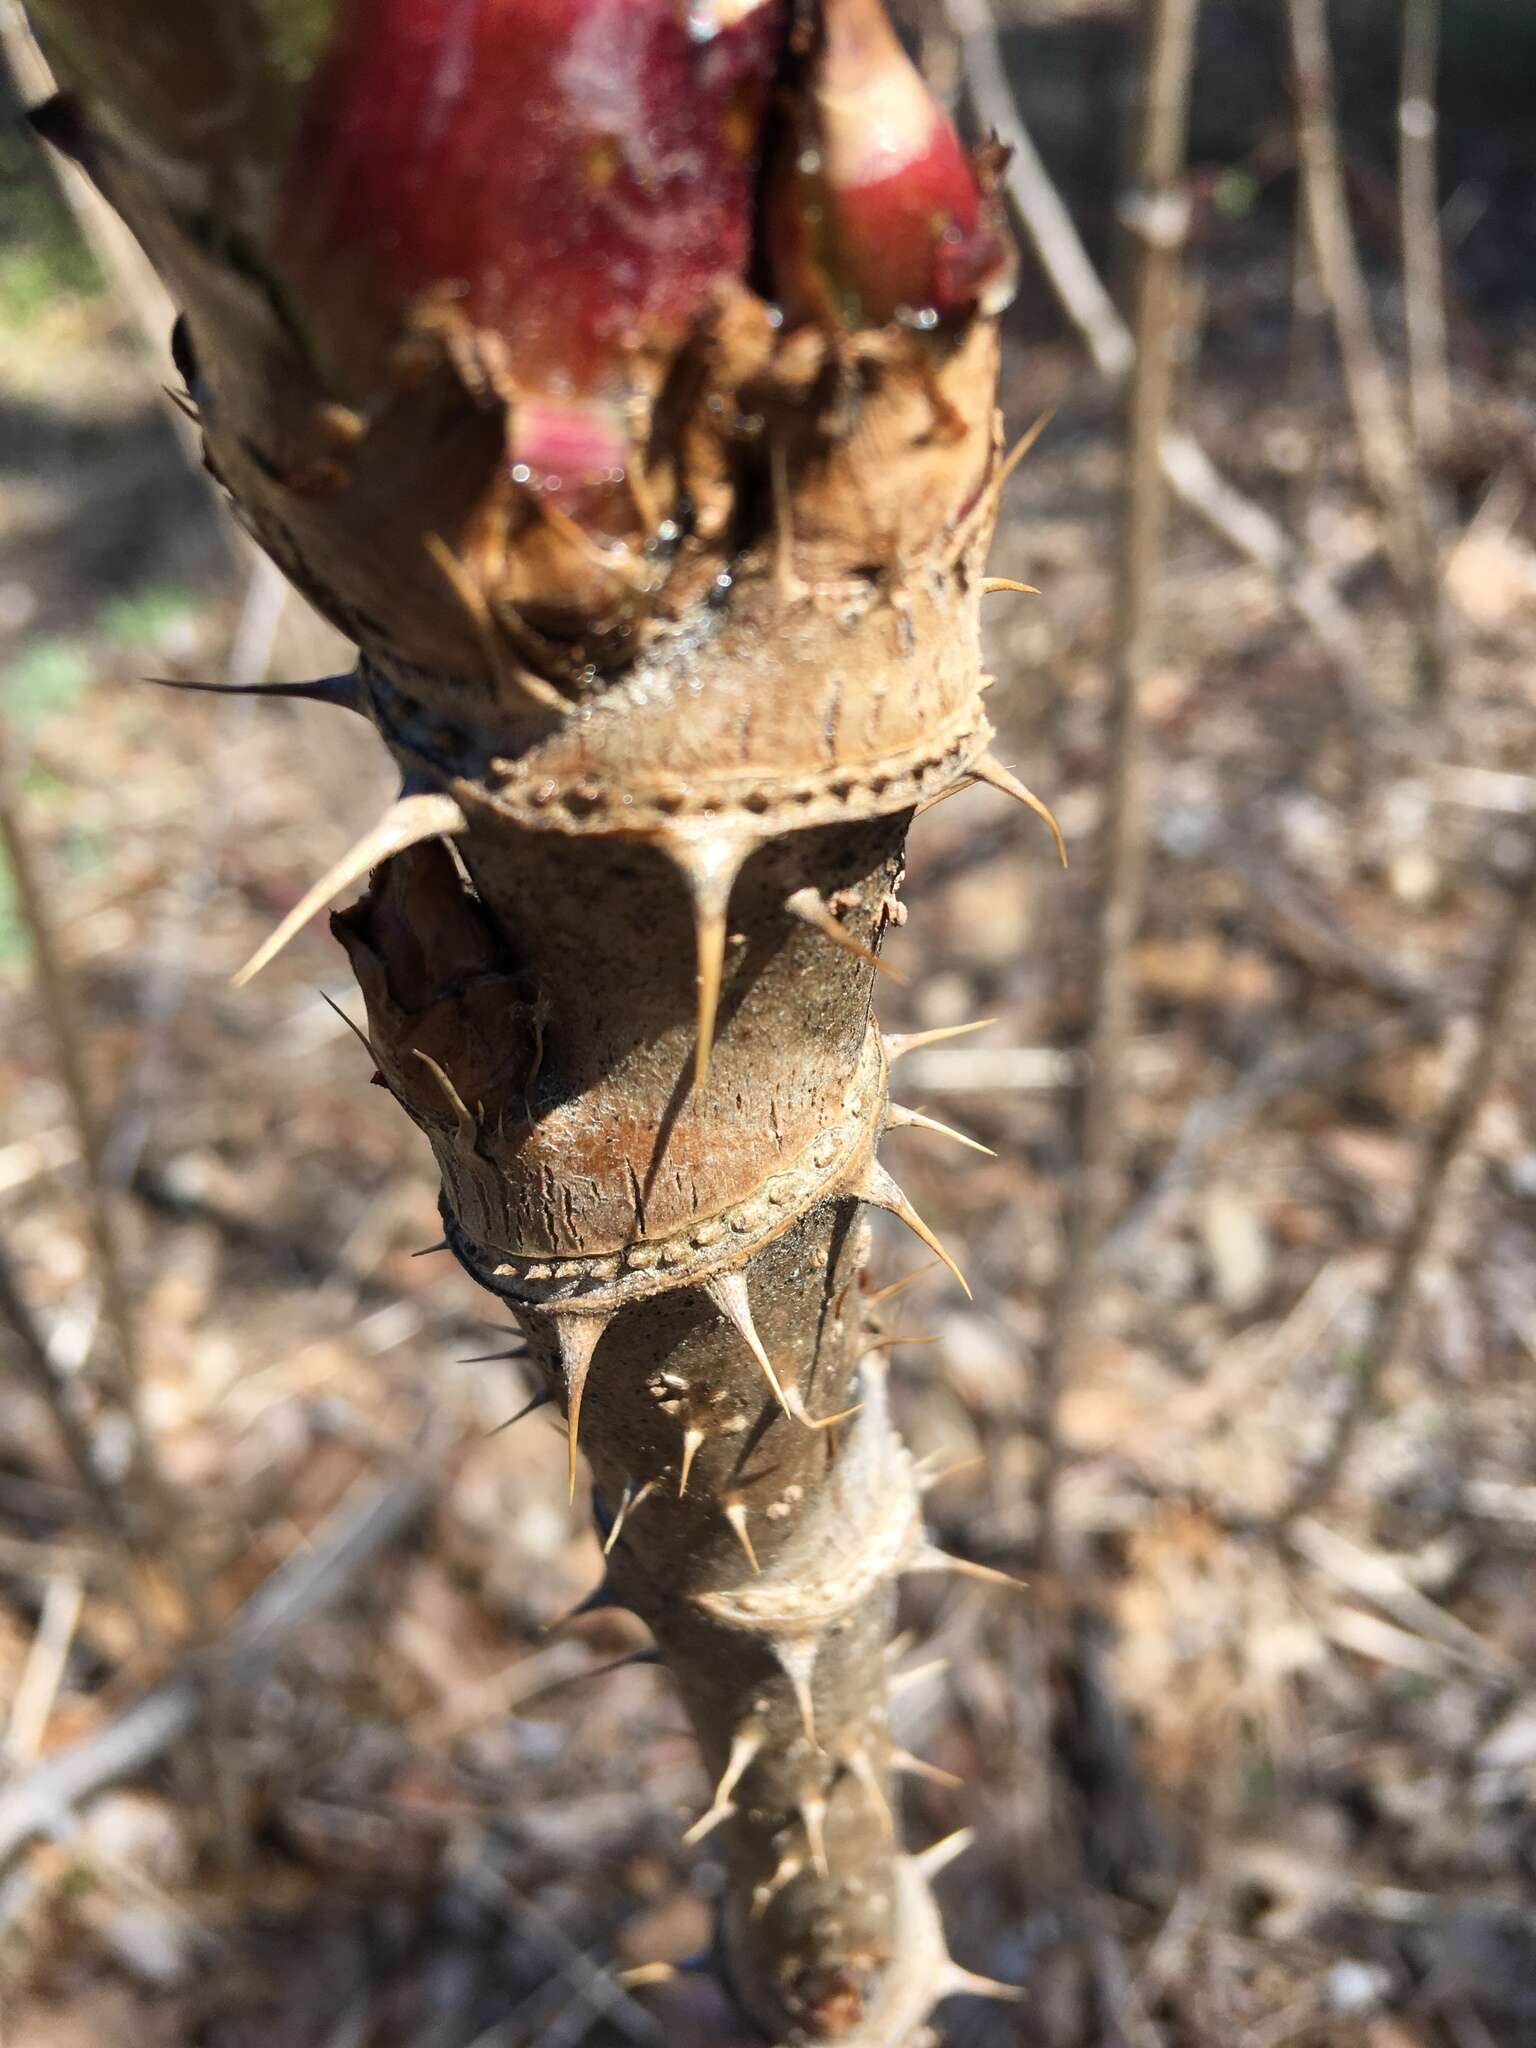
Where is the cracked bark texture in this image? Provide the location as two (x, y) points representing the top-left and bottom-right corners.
(25, 0), (1040, 2036)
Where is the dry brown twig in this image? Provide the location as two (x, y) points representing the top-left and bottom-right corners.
(1036, 0), (1202, 1561)
(1398, 0), (1452, 462)
(1285, 847), (1536, 1520)
(0, 753), (173, 1543)
(941, 0), (1372, 711)
(0, 1460), (432, 1871)
(1285, 0), (1447, 702)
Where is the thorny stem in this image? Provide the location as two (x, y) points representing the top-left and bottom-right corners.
(23, 0), (1039, 2036)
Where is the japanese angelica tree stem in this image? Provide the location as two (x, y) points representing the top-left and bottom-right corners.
(23, 0), (1050, 2038)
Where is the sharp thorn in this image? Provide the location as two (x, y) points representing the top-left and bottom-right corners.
(970, 753), (1068, 867)
(774, 1635), (820, 1747)
(850, 1160), (971, 1299)
(784, 887), (907, 984)
(683, 1727), (761, 1846)
(858, 1331), (940, 1358)
(752, 1850), (804, 1918)
(232, 790), (468, 985)
(663, 832), (749, 1091)
(460, 1345), (529, 1365)
(783, 1383), (863, 1432)
(723, 1499), (760, 1574)
(979, 578), (1040, 597)
(864, 1263), (941, 1309)
(892, 1746), (963, 1789)
(889, 1655), (950, 1697)
(554, 1315), (609, 1503)
(602, 1477), (657, 1556)
(678, 1425), (705, 1498)
(917, 1452), (987, 1491)
(842, 1744), (893, 1837)
(318, 989), (380, 1064)
(142, 671), (365, 713)
(995, 407), (1055, 494)
(940, 1963), (1025, 2004)
(916, 1825), (976, 1879)
(703, 1272), (793, 1419)
(412, 1239), (450, 1258)
(885, 1103), (996, 1157)
(908, 1542), (1026, 1593)
(483, 1388), (551, 1436)
(537, 1648), (661, 1698)
(883, 1018), (996, 1062)
(798, 1792), (830, 1881)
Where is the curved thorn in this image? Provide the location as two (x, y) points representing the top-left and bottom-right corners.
(752, 1850), (804, 1918)
(970, 753), (1068, 867)
(662, 831), (749, 1091)
(885, 1103), (996, 1157)
(773, 1635), (820, 1746)
(554, 1315), (609, 1502)
(318, 989), (380, 1065)
(784, 887), (907, 984)
(864, 1262), (941, 1309)
(602, 1477), (657, 1556)
(939, 1963), (1025, 2004)
(703, 1271), (793, 1419)
(678, 1425), (705, 1498)
(783, 1383), (863, 1432)
(483, 1388), (551, 1436)
(883, 1018), (996, 1063)
(850, 1160), (971, 1299)
(142, 671), (364, 713)
(979, 578), (1040, 597)
(914, 774), (977, 818)
(412, 1048), (477, 1139)
(232, 791), (467, 986)
(842, 1744), (893, 1836)
(723, 1499), (760, 1574)
(799, 1792), (830, 1881)
(916, 1825), (976, 1880)
(892, 1746), (963, 1790)
(683, 1727), (761, 1846)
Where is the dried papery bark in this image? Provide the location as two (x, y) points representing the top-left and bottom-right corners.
(24, 0), (1049, 2034)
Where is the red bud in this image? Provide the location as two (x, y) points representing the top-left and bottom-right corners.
(768, 0), (1013, 329)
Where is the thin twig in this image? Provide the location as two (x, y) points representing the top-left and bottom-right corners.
(1036, 0), (1202, 1561)
(1286, 0), (1445, 701)
(942, 0), (1371, 707)
(102, 557), (289, 1192)
(0, 751), (172, 1536)
(0, 1238), (136, 1551)
(0, 1461), (432, 1871)
(1398, 0), (1451, 460)
(1285, 848), (1536, 1517)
